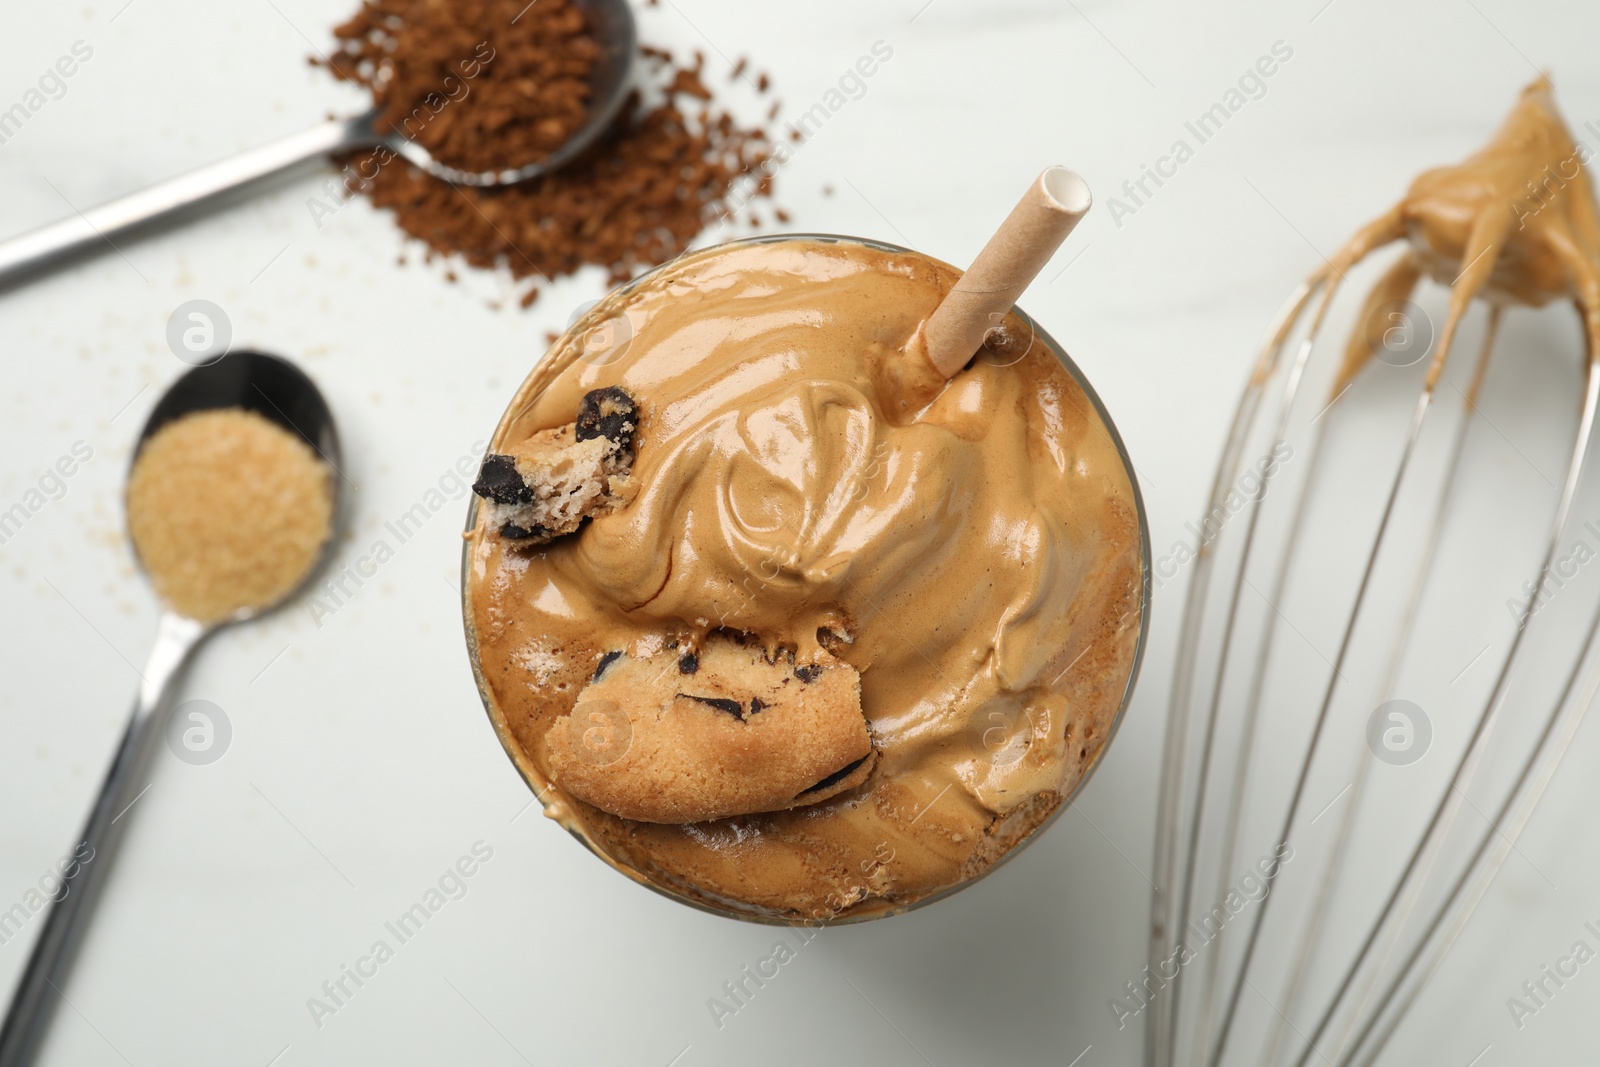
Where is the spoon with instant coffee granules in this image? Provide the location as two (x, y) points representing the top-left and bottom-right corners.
(0, 0), (634, 290)
(0, 352), (344, 1067)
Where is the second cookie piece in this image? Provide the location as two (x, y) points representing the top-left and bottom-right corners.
(546, 638), (876, 824)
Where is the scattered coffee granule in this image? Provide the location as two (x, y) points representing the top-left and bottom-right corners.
(319, 0), (598, 174)
(317, 10), (781, 300)
(127, 409), (333, 624)
(668, 58), (713, 102)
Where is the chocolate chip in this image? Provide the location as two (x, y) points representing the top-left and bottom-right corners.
(748, 697), (766, 714)
(796, 755), (869, 797)
(575, 386), (638, 447)
(678, 652), (699, 674)
(679, 694), (745, 719)
(499, 522), (551, 540)
(594, 650), (624, 681)
(473, 454), (533, 505)
(793, 665), (822, 683)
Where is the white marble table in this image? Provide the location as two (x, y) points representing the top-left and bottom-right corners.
(3, 1), (1598, 1064)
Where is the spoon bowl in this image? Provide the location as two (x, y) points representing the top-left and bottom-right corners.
(131, 349), (345, 624)
(375, 0), (637, 187)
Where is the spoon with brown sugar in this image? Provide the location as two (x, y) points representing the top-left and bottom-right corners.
(0, 352), (344, 1067)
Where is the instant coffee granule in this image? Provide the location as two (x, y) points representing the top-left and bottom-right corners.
(127, 409), (333, 624)
(317, 3), (781, 305)
(320, 0), (598, 174)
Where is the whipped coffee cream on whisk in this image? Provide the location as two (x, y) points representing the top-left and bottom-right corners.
(1311, 76), (1600, 396)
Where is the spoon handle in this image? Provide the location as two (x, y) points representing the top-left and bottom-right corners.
(0, 612), (205, 1067)
(0, 116), (373, 291)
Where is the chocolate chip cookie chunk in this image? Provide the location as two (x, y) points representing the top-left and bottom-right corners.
(472, 387), (638, 544)
(545, 637), (875, 824)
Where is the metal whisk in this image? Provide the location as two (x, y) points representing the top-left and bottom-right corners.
(1142, 77), (1600, 1067)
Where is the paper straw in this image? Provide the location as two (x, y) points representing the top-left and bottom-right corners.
(923, 167), (1091, 377)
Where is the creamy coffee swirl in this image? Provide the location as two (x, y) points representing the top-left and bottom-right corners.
(468, 238), (1144, 921)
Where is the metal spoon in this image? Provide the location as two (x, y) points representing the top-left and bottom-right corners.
(0, 0), (635, 290)
(0, 352), (344, 1067)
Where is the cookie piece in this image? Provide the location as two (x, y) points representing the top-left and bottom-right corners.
(545, 639), (875, 824)
(472, 387), (639, 544)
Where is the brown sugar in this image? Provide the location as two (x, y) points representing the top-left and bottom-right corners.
(127, 409), (333, 624)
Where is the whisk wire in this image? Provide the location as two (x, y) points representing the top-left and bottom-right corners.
(1335, 358), (1600, 1067)
(1210, 360), (1443, 1067)
(1148, 281), (1323, 1067)
(1171, 324), (1326, 1062)
(1288, 345), (1599, 1067)
(1256, 308), (1501, 1067)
